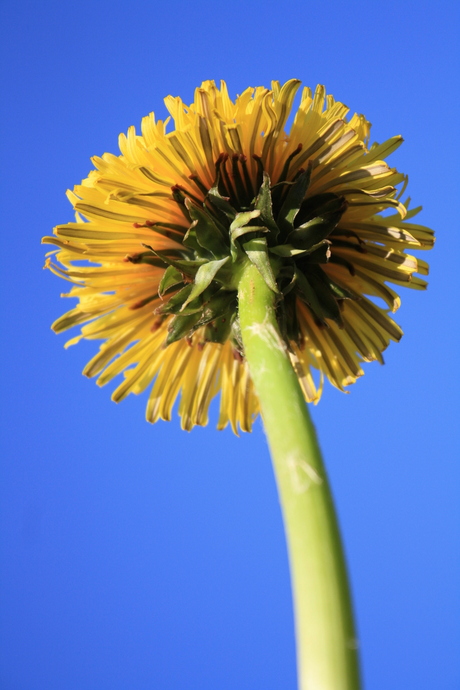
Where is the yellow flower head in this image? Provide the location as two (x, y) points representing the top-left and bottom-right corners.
(43, 80), (434, 433)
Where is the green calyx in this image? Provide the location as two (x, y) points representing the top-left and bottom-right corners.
(140, 156), (351, 352)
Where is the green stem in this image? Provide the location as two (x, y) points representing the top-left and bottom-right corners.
(238, 262), (361, 690)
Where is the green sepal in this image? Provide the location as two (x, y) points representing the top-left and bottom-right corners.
(288, 212), (343, 250)
(182, 222), (203, 254)
(156, 285), (210, 317)
(200, 288), (235, 315)
(181, 256), (230, 310)
(304, 267), (344, 326)
(227, 212), (262, 263)
(230, 315), (244, 356)
(231, 224), (269, 242)
(179, 295), (209, 315)
(175, 292), (210, 316)
(277, 164), (312, 234)
(229, 237), (245, 264)
(230, 209), (261, 233)
(270, 244), (312, 258)
(243, 237), (279, 293)
(204, 313), (233, 344)
(207, 184), (237, 222)
(278, 265), (297, 296)
(136, 257), (169, 269)
(167, 290), (237, 344)
(158, 266), (185, 297)
(155, 284), (194, 315)
(300, 240), (332, 264)
(254, 173), (279, 241)
(166, 312), (202, 345)
(270, 239), (332, 261)
(320, 274), (355, 301)
(142, 244), (206, 277)
(229, 209), (267, 244)
(126, 251), (170, 269)
(294, 269), (328, 326)
(185, 199), (229, 257)
(296, 193), (346, 228)
(171, 186), (192, 222)
(148, 222), (185, 233)
(278, 291), (302, 346)
(192, 291), (237, 341)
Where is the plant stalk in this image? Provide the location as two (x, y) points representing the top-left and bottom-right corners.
(238, 262), (361, 690)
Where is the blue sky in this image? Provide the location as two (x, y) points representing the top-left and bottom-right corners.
(1, 1), (459, 688)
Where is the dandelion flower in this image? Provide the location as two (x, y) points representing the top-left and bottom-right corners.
(44, 80), (434, 690)
(43, 80), (434, 433)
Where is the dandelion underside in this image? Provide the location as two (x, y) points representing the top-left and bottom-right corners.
(43, 80), (433, 432)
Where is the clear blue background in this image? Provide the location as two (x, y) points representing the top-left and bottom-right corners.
(1, 1), (459, 688)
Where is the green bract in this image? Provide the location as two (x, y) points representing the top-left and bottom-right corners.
(137, 156), (350, 351)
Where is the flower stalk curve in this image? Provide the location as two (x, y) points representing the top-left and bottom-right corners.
(238, 261), (360, 690)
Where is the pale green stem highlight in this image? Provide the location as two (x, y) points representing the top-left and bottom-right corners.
(238, 262), (361, 690)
